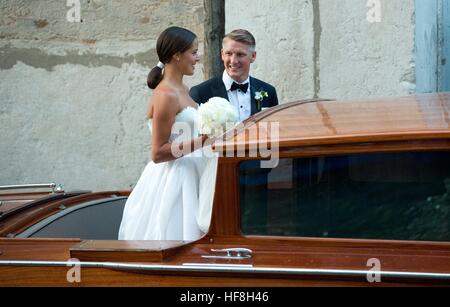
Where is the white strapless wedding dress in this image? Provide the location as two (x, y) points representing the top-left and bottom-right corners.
(118, 107), (218, 241)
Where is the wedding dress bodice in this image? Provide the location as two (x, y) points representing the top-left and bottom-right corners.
(118, 105), (216, 241)
(148, 106), (198, 142)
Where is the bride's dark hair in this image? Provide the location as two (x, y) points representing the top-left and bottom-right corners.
(147, 26), (197, 89)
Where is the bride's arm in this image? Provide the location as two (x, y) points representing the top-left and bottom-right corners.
(151, 91), (209, 164)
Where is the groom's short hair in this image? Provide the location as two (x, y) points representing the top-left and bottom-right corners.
(223, 29), (256, 53)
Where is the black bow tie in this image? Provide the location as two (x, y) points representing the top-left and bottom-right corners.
(230, 82), (249, 93)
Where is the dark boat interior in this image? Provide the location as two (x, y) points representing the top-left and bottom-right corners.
(0, 184), (128, 240)
(16, 197), (127, 240)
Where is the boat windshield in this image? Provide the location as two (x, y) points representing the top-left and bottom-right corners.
(239, 151), (450, 241)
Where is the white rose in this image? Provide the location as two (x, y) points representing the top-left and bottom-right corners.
(198, 97), (239, 138)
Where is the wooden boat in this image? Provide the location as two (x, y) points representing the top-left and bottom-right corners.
(1, 92), (450, 287)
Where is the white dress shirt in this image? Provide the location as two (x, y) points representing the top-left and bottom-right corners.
(222, 71), (251, 122)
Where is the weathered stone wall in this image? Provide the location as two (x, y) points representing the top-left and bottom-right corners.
(319, 0), (415, 99)
(0, 0), (204, 191)
(1, 0), (417, 192)
(225, 0), (415, 101)
(225, 0), (316, 103)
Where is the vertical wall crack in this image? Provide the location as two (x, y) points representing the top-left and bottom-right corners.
(312, 0), (322, 99)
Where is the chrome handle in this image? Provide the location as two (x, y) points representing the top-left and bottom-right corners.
(0, 183), (64, 194)
(202, 248), (253, 259)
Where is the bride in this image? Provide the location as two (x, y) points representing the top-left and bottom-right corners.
(118, 27), (216, 241)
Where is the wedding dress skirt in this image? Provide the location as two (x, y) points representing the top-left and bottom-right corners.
(118, 107), (218, 241)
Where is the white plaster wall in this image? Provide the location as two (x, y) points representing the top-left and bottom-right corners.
(0, 0), (204, 192)
(0, 0), (419, 192)
(225, 0), (416, 101)
(225, 0), (316, 102)
(319, 0), (416, 99)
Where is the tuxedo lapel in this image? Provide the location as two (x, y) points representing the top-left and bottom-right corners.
(212, 77), (228, 100)
(250, 77), (259, 115)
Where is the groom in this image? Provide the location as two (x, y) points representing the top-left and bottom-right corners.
(190, 29), (278, 121)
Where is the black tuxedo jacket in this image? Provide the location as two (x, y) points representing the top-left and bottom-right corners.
(189, 76), (278, 115)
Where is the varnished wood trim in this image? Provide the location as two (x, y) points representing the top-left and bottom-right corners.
(0, 238), (81, 261)
(1, 260), (449, 282)
(0, 237), (81, 244)
(70, 240), (192, 263)
(0, 191), (54, 200)
(202, 235), (450, 251)
(216, 98), (336, 143)
(207, 140), (450, 238)
(238, 98), (336, 130)
(0, 192), (84, 221)
(214, 131), (450, 155)
(211, 139), (450, 162)
(0, 191), (130, 237)
(209, 160), (240, 236)
(278, 139), (450, 158)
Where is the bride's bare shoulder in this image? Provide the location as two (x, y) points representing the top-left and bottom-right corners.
(150, 85), (179, 116)
(153, 84), (178, 100)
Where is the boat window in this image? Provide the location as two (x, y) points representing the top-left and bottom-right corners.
(239, 151), (450, 241)
(17, 198), (127, 240)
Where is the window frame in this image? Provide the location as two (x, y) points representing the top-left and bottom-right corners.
(208, 138), (450, 243)
(237, 149), (450, 241)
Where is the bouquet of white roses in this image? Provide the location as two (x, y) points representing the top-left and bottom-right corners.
(198, 97), (239, 138)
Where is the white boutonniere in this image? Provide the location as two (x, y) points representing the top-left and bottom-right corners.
(255, 90), (268, 111)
